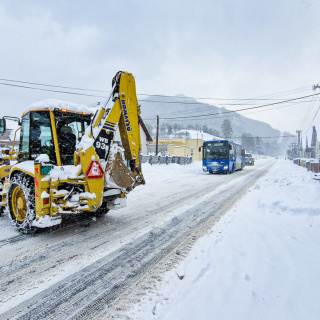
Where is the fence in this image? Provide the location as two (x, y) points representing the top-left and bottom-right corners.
(310, 162), (320, 173)
(293, 158), (320, 173)
(140, 155), (192, 165)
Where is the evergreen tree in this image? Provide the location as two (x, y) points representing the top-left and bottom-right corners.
(255, 136), (263, 154)
(221, 119), (233, 139)
(202, 124), (209, 133)
(187, 124), (195, 130)
(242, 133), (254, 151)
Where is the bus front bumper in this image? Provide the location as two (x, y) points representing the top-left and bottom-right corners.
(203, 164), (229, 173)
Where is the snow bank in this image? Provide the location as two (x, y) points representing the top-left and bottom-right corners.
(132, 160), (320, 320)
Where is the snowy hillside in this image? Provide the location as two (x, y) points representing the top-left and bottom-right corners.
(140, 95), (296, 155)
(140, 95), (288, 138)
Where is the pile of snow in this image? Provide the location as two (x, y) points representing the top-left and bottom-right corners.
(131, 160), (320, 320)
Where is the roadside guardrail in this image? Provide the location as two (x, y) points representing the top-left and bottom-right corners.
(141, 155), (192, 165)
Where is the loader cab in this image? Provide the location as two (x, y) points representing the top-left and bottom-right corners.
(54, 110), (91, 165)
(19, 109), (91, 165)
(20, 111), (55, 163)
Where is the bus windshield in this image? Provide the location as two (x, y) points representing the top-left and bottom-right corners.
(203, 141), (229, 160)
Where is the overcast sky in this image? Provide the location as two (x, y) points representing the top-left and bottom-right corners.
(0, 0), (320, 139)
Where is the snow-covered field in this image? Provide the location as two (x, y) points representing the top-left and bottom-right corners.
(127, 159), (320, 320)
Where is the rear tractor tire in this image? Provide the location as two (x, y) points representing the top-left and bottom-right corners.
(8, 173), (37, 234)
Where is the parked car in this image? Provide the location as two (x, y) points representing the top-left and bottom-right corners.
(245, 153), (255, 166)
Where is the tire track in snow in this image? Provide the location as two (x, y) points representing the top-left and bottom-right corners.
(0, 185), (215, 298)
(0, 168), (234, 297)
(0, 234), (28, 248)
(1, 161), (274, 320)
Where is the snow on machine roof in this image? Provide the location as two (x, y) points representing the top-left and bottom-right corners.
(23, 99), (97, 115)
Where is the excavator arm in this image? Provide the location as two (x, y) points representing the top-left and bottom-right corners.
(0, 71), (145, 232)
(76, 71), (145, 198)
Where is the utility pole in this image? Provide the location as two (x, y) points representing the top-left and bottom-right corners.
(155, 115), (159, 156)
(296, 130), (302, 157)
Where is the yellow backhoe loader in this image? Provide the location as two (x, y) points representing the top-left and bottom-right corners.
(0, 71), (145, 233)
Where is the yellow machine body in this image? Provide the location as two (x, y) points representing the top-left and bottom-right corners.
(0, 71), (145, 232)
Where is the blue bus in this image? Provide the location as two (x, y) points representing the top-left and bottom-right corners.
(201, 139), (246, 174)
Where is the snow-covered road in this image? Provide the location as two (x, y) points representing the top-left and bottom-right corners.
(125, 159), (320, 320)
(0, 159), (274, 319)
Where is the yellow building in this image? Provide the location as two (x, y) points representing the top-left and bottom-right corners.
(148, 139), (204, 161)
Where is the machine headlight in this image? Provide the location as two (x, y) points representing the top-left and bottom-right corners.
(202, 166), (207, 172)
(223, 165), (228, 170)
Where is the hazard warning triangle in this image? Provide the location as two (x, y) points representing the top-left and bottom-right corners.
(86, 160), (104, 179)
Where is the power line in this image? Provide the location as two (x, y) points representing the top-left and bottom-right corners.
(300, 83), (320, 132)
(298, 96), (318, 130)
(0, 78), (108, 93)
(250, 86), (310, 100)
(145, 92), (320, 121)
(0, 79), (317, 125)
(230, 135), (296, 139)
(0, 82), (107, 98)
(300, 100), (320, 132)
(139, 93), (303, 101)
(0, 77), (312, 102)
(139, 98), (313, 107)
(305, 105), (320, 133)
(146, 99), (314, 120)
(298, 83), (320, 131)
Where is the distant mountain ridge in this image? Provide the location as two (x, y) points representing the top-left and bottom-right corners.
(140, 94), (296, 155)
(140, 94), (284, 138)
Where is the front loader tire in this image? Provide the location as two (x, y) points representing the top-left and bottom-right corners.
(8, 173), (37, 234)
(94, 201), (110, 216)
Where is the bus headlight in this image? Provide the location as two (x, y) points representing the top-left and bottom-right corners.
(223, 165), (228, 170)
(202, 166), (207, 172)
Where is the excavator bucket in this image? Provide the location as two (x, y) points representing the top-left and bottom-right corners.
(106, 152), (136, 189)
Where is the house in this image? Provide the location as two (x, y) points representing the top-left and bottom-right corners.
(0, 129), (19, 150)
(148, 138), (204, 161)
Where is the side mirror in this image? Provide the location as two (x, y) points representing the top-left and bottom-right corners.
(198, 146), (202, 152)
(0, 118), (6, 133)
